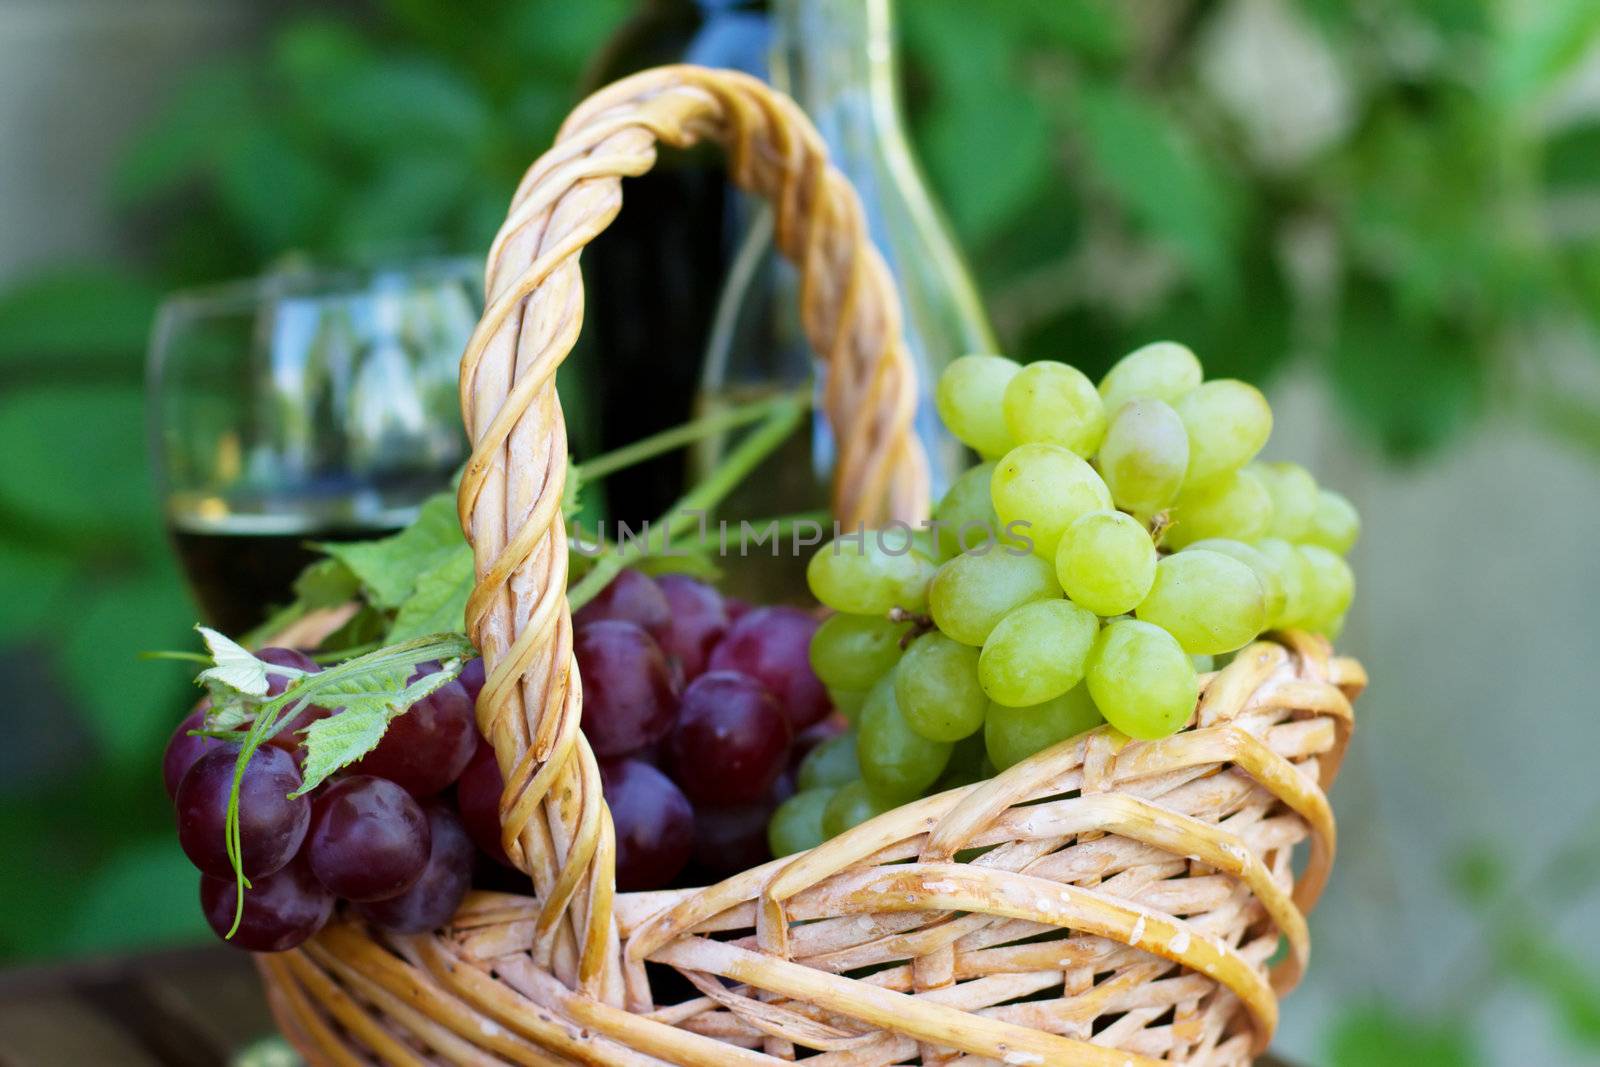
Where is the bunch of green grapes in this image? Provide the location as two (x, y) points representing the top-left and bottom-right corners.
(770, 341), (1359, 855)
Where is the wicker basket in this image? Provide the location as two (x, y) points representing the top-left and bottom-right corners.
(257, 65), (1364, 1066)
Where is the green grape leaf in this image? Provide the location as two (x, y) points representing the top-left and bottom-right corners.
(291, 644), (473, 794)
(1504, 931), (1600, 1050)
(0, 386), (157, 536)
(1325, 1004), (1483, 1067)
(0, 267), (159, 369)
(316, 492), (463, 608)
(195, 626), (272, 698)
(0, 541), (74, 641)
(1071, 80), (1241, 302)
(114, 62), (257, 206)
(216, 123), (342, 256)
(292, 556), (360, 609)
(60, 566), (198, 764)
(332, 154), (474, 252)
(388, 543), (474, 642)
(302, 56), (493, 155)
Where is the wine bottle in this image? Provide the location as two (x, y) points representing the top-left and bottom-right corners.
(695, 0), (997, 599)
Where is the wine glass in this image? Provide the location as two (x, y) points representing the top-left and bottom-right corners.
(147, 258), (480, 635)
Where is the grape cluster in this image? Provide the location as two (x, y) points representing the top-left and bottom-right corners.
(569, 570), (840, 890)
(166, 649), (500, 951)
(785, 342), (1359, 849)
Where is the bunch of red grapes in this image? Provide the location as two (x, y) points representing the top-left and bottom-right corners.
(571, 570), (839, 891)
(163, 649), (510, 953)
(163, 570), (837, 952)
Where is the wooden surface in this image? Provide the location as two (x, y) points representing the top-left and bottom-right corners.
(0, 945), (1309, 1065)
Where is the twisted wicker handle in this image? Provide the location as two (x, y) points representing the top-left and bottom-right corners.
(455, 65), (930, 1000)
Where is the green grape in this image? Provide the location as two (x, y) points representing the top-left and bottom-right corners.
(809, 614), (910, 692)
(1182, 538), (1287, 627)
(985, 685), (1104, 770)
(1096, 398), (1189, 518)
(1084, 620), (1198, 740)
(829, 687), (866, 724)
(933, 462), (1003, 559)
(928, 547), (1061, 646)
(936, 354), (1020, 458)
(1166, 468), (1272, 548)
(991, 443), (1113, 560)
(1306, 489), (1360, 554)
(1172, 380), (1272, 486)
(821, 780), (898, 837)
(978, 598), (1098, 707)
(894, 633), (986, 741)
(1098, 341), (1203, 413)
(1191, 654), (1215, 673)
(1297, 544), (1354, 634)
(1254, 538), (1315, 629)
(1135, 550), (1265, 655)
(934, 733), (992, 790)
(806, 534), (936, 615)
(858, 676), (952, 799)
(798, 732), (861, 791)
(768, 788), (834, 856)
(1054, 510), (1157, 617)
(1253, 461), (1317, 540)
(1001, 361), (1106, 456)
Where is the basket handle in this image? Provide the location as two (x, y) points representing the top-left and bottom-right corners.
(455, 65), (930, 997)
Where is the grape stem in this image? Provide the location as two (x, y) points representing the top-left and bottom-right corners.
(575, 385), (812, 483)
(568, 392), (808, 612)
(888, 607), (936, 647)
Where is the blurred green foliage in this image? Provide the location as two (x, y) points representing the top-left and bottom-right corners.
(2, 1), (1600, 1060)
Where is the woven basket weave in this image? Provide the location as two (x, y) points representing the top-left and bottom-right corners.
(257, 65), (1364, 1066)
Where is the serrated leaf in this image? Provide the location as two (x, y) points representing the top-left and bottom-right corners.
(292, 556), (360, 609)
(195, 627), (271, 697)
(389, 543), (474, 641)
(293, 657), (466, 793)
(316, 492), (463, 608)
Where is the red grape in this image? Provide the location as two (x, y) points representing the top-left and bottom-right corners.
(455, 741), (512, 868)
(665, 671), (791, 806)
(708, 607), (830, 730)
(199, 853), (334, 952)
(724, 596), (752, 623)
(575, 621), (679, 758)
(458, 656), (485, 708)
(350, 662), (477, 796)
(176, 745), (310, 880)
(306, 776), (431, 902)
(600, 758), (693, 891)
(654, 574), (728, 681)
(689, 774), (795, 881)
(574, 569), (671, 640)
(356, 802), (475, 933)
(258, 647), (333, 752)
(163, 708), (227, 801)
